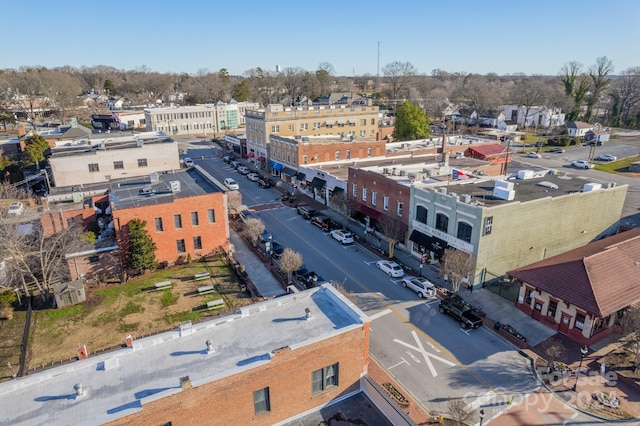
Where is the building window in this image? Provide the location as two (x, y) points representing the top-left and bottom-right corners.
(303, 155), (308, 164)
(191, 212), (199, 226)
(154, 217), (163, 232)
(137, 158), (148, 167)
(360, 119), (366, 126)
(548, 300), (558, 318)
(456, 222), (473, 243)
(372, 192), (377, 206)
(300, 123), (308, 131)
(367, 147), (372, 157)
(346, 150), (351, 159)
(176, 239), (186, 253)
(360, 130), (366, 137)
(313, 121), (321, 130)
(383, 196), (389, 211)
(174, 214), (182, 229)
(483, 216), (493, 236)
(352, 183), (357, 197)
(253, 387), (270, 414)
(207, 209), (215, 223)
(271, 125), (279, 133)
(416, 206), (428, 224)
(435, 213), (449, 232)
(397, 201), (403, 217)
(362, 187), (367, 202)
(113, 161), (124, 169)
(312, 363), (339, 394)
(193, 236), (202, 250)
(371, 118), (375, 125)
(575, 312), (586, 330)
(335, 151), (340, 161)
(88, 163), (99, 172)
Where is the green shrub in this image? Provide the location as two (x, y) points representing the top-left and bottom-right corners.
(120, 302), (144, 318)
(160, 290), (178, 307)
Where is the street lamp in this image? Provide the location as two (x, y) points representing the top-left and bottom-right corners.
(479, 409), (485, 426)
(572, 345), (589, 391)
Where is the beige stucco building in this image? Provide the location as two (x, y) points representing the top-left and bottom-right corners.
(48, 132), (180, 187)
(408, 171), (628, 286)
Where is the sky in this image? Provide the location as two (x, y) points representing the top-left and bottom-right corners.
(3, 0), (639, 77)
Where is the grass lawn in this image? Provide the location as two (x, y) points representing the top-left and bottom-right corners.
(593, 157), (638, 173)
(23, 258), (252, 371)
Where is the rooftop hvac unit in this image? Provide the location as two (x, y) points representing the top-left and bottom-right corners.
(149, 172), (160, 184)
(382, 168), (389, 174)
(461, 194), (472, 203)
(438, 187), (447, 194)
(399, 170), (406, 176)
(169, 181), (181, 193)
(517, 170), (535, 180)
(492, 187), (515, 200)
(494, 180), (514, 191)
(583, 183), (602, 192)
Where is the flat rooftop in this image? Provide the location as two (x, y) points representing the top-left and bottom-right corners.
(0, 285), (368, 426)
(418, 171), (625, 206)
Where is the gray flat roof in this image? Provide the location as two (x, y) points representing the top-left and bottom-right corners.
(0, 285), (368, 426)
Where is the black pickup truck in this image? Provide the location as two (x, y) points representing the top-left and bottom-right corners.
(439, 297), (483, 329)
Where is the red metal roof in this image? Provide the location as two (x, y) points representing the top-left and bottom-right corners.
(468, 144), (509, 156)
(508, 228), (640, 317)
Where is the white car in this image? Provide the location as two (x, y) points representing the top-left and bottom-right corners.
(223, 178), (239, 190)
(401, 276), (436, 298)
(330, 229), (354, 244)
(526, 152), (541, 158)
(183, 157), (194, 168)
(571, 160), (594, 169)
(7, 202), (24, 217)
(376, 260), (405, 278)
(237, 166), (250, 175)
(246, 173), (260, 182)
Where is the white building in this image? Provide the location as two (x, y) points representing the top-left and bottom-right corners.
(502, 105), (565, 128)
(144, 100), (259, 136)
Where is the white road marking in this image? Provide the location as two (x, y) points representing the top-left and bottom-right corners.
(368, 309), (392, 321)
(465, 391), (496, 411)
(406, 351), (421, 363)
(426, 341), (441, 353)
(393, 330), (455, 377)
(388, 357), (410, 370)
(423, 300), (440, 306)
(459, 328), (471, 335)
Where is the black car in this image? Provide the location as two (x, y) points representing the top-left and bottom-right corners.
(270, 241), (285, 259)
(300, 271), (324, 288)
(257, 179), (271, 188)
(297, 204), (317, 219)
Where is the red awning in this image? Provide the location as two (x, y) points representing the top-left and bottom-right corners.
(357, 204), (383, 221)
(256, 156), (266, 162)
(247, 152), (255, 157)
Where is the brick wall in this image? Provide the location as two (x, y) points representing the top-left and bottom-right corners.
(300, 140), (386, 164)
(106, 324), (369, 426)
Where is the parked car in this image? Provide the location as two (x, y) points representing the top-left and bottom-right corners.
(257, 179), (271, 188)
(246, 172), (260, 181)
(526, 152), (541, 158)
(439, 297), (483, 329)
(270, 240), (284, 259)
(595, 154), (617, 162)
(375, 260), (405, 278)
(224, 178), (239, 190)
(183, 157), (194, 167)
(401, 276), (436, 298)
(330, 229), (354, 244)
(548, 147), (565, 153)
(222, 155), (233, 163)
(230, 160), (240, 169)
(259, 230), (272, 243)
(310, 215), (339, 232)
(297, 204), (317, 219)
(299, 271), (324, 288)
(7, 202), (24, 217)
(571, 160), (594, 169)
(237, 166), (250, 175)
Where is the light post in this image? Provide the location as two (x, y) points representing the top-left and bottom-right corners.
(479, 409), (485, 426)
(572, 346), (589, 391)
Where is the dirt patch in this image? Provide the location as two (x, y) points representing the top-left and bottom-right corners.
(23, 258), (254, 372)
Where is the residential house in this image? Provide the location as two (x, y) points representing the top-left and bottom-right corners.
(567, 121), (594, 138)
(509, 227), (640, 345)
(502, 105), (565, 128)
(103, 97), (125, 110)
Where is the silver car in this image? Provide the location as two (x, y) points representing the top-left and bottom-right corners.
(401, 276), (436, 298)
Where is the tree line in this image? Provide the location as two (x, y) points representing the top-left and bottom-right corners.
(1, 57), (639, 129)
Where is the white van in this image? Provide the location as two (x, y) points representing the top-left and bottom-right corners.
(224, 178), (239, 190)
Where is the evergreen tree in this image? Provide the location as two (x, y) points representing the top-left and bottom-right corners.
(22, 134), (49, 168)
(392, 100), (431, 141)
(127, 219), (158, 272)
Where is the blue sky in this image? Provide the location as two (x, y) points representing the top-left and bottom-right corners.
(3, 0), (639, 76)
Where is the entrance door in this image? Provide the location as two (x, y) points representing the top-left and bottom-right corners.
(559, 312), (571, 335)
(531, 299), (543, 320)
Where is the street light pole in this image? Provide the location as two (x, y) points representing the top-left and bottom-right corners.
(479, 409), (485, 426)
(572, 346), (589, 391)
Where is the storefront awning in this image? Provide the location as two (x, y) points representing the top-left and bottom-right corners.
(247, 152), (255, 157)
(409, 230), (448, 257)
(348, 119), (357, 124)
(357, 204), (382, 221)
(310, 177), (326, 190)
(282, 167), (297, 176)
(325, 120), (335, 126)
(257, 156), (266, 162)
(296, 172), (306, 181)
(332, 186), (344, 194)
(337, 120), (346, 125)
(269, 161), (283, 171)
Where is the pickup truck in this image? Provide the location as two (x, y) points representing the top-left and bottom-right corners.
(439, 297), (483, 329)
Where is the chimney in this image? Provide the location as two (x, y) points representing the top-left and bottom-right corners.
(74, 383), (84, 396)
(305, 307), (312, 319)
(206, 340), (215, 353)
(125, 335), (133, 348)
(18, 123), (26, 137)
(77, 344), (88, 360)
(180, 376), (192, 390)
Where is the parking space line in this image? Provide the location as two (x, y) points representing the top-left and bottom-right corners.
(368, 309), (392, 321)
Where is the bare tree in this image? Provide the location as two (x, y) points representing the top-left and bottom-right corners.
(377, 215), (406, 259)
(330, 193), (357, 229)
(448, 398), (476, 424)
(316, 62), (334, 97)
(509, 77), (549, 131)
(621, 307), (640, 373)
(439, 248), (476, 294)
(45, 69), (82, 124)
(585, 56), (614, 123)
(281, 67), (305, 105)
(609, 67), (640, 127)
(243, 217), (265, 247)
(382, 61), (417, 105)
(561, 61), (590, 122)
(278, 248), (303, 284)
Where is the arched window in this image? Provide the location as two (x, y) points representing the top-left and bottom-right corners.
(435, 213), (449, 232)
(416, 206), (428, 224)
(457, 222), (473, 243)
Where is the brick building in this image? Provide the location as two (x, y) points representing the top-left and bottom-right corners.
(0, 285), (406, 426)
